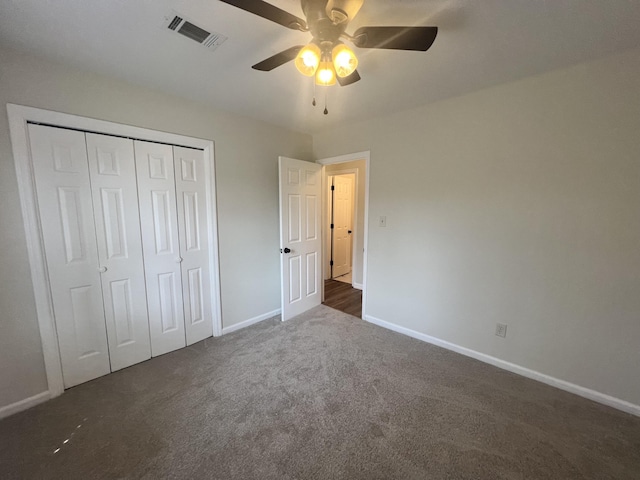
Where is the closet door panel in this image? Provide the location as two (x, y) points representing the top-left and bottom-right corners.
(86, 133), (151, 370)
(28, 124), (111, 388)
(174, 146), (213, 345)
(134, 140), (186, 356)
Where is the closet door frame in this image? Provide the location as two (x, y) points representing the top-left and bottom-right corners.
(7, 103), (223, 400)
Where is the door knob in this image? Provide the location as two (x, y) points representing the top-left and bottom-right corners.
(98, 266), (107, 273)
(176, 257), (183, 263)
(283, 248), (291, 254)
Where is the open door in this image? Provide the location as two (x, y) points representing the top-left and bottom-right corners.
(279, 157), (322, 321)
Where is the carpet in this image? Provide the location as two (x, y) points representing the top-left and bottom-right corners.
(1, 305), (639, 479)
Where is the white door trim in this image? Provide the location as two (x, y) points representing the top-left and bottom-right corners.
(317, 151), (370, 319)
(7, 103), (223, 399)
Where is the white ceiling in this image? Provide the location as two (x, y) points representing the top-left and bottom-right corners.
(1, 0), (640, 134)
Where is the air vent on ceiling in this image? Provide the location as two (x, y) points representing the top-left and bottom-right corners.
(164, 12), (228, 51)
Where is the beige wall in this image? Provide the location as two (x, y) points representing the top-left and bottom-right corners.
(3, 41), (640, 413)
(313, 48), (640, 407)
(325, 160), (366, 286)
(0, 45), (312, 409)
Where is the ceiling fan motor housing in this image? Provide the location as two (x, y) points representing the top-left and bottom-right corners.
(325, 0), (364, 24)
(302, 0), (349, 43)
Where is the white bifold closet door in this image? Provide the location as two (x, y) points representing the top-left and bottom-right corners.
(134, 141), (186, 356)
(29, 125), (152, 387)
(29, 124), (112, 388)
(134, 141), (213, 356)
(85, 133), (152, 371)
(29, 125), (214, 388)
(173, 146), (213, 346)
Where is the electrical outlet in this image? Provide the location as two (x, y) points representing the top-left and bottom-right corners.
(379, 216), (387, 227)
(495, 323), (508, 338)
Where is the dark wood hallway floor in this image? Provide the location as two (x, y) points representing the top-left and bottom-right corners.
(323, 279), (362, 318)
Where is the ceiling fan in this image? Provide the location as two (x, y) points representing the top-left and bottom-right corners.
(219, 0), (438, 87)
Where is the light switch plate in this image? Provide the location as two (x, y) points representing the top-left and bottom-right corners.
(495, 323), (508, 338)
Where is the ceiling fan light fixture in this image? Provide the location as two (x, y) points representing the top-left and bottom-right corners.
(332, 43), (358, 78)
(315, 59), (337, 86)
(295, 43), (321, 76)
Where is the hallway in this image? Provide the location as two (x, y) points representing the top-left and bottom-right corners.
(323, 279), (362, 318)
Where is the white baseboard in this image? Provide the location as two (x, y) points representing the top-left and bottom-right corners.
(364, 314), (640, 418)
(222, 309), (281, 335)
(0, 309), (282, 419)
(0, 390), (51, 420)
(353, 282), (363, 290)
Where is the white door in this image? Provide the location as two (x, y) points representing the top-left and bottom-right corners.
(331, 175), (353, 278)
(173, 146), (213, 345)
(29, 124), (111, 388)
(279, 157), (322, 321)
(134, 140), (186, 356)
(86, 133), (152, 370)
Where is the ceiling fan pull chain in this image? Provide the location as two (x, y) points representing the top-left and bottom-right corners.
(312, 79), (317, 107)
(324, 89), (329, 115)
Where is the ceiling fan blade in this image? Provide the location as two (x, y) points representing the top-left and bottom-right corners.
(219, 0), (308, 31)
(252, 46), (304, 71)
(337, 69), (361, 86)
(352, 26), (438, 51)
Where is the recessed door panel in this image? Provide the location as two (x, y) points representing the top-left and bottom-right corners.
(70, 285), (104, 359)
(135, 140), (186, 356)
(151, 190), (174, 255)
(109, 279), (134, 346)
(288, 194), (301, 243)
(288, 168), (300, 185)
(306, 252), (317, 296)
(289, 255), (302, 303)
(183, 192), (200, 251)
(52, 144), (78, 173)
(305, 170), (317, 186)
(174, 146), (213, 345)
(187, 268), (204, 325)
(29, 124), (111, 388)
(100, 188), (127, 259)
(58, 187), (87, 264)
(87, 133), (151, 371)
(306, 195), (317, 241)
(97, 149), (120, 176)
(181, 158), (197, 182)
(149, 155), (168, 179)
(158, 272), (179, 332)
(279, 157), (322, 321)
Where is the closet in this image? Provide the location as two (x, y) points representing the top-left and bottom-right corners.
(29, 124), (214, 388)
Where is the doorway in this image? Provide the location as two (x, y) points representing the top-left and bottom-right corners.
(329, 173), (355, 284)
(319, 152), (369, 319)
(8, 104), (222, 399)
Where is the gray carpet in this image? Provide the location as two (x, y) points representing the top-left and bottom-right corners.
(1, 305), (639, 479)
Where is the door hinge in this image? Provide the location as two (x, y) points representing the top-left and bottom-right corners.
(330, 260), (334, 266)
(330, 185), (335, 191)
(330, 223), (334, 229)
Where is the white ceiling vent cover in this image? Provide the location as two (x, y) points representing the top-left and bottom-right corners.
(163, 12), (228, 51)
